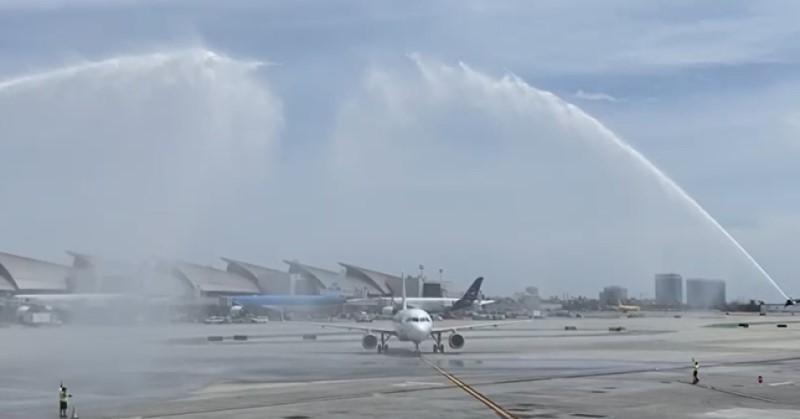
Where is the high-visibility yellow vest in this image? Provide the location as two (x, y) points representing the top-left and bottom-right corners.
(59, 391), (68, 402)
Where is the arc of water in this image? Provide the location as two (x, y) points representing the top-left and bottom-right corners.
(574, 105), (790, 300)
(419, 57), (791, 300)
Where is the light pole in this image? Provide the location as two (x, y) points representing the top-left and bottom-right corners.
(418, 264), (425, 298)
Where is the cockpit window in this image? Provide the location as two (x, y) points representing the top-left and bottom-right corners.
(405, 316), (429, 322)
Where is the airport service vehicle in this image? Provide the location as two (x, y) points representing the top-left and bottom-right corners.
(16, 305), (59, 326)
(322, 276), (524, 353)
(355, 311), (373, 323)
(249, 316), (270, 323)
(203, 316), (227, 324)
(348, 276), (493, 314)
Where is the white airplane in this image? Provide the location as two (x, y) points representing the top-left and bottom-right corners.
(348, 277), (494, 314)
(609, 300), (640, 313)
(322, 276), (523, 354)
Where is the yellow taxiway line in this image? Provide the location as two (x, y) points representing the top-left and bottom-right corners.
(422, 357), (518, 419)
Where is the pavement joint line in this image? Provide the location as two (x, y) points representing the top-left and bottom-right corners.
(768, 381), (793, 386)
(676, 380), (778, 404)
(421, 356), (518, 419)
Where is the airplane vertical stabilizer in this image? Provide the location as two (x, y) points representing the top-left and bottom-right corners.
(451, 277), (484, 311)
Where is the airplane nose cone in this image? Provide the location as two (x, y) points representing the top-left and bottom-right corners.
(413, 323), (431, 340)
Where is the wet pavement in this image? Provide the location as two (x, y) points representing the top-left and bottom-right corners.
(3, 313), (800, 418)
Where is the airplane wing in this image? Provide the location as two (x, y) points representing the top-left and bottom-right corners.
(431, 319), (529, 334)
(317, 323), (396, 336)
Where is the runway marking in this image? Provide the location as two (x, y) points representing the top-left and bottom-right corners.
(422, 357), (518, 419)
(768, 381), (793, 387)
(392, 381), (445, 387)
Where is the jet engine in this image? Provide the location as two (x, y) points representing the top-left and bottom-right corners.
(362, 334), (378, 349)
(448, 333), (465, 349)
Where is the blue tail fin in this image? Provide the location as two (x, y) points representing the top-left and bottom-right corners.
(451, 277), (483, 311)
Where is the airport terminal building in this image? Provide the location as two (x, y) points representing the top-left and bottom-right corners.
(0, 249), (453, 323)
(0, 251), (70, 294)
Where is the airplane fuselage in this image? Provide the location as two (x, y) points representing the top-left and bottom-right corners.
(349, 297), (492, 313)
(392, 308), (433, 343)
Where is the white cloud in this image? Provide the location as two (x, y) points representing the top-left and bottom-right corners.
(574, 90), (618, 102)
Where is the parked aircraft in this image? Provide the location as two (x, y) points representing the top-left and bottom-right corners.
(610, 300), (640, 313)
(230, 294), (346, 307)
(348, 277), (493, 314)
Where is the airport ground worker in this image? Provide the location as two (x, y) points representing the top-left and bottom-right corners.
(58, 383), (71, 418)
(692, 359), (700, 384)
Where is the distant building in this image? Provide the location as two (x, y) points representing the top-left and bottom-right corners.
(517, 286), (541, 310)
(599, 286), (628, 306)
(654, 273), (683, 306)
(422, 282), (443, 298)
(686, 279), (726, 309)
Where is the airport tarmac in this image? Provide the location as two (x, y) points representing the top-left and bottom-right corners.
(3, 313), (800, 418)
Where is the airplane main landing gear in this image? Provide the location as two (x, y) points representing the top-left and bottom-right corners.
(377, 333), (390, 354)
(431, 333), (445, 353)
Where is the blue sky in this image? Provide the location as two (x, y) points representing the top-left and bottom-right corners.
(1, 1), (799, 299)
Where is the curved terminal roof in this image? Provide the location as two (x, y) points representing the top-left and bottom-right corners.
(338, 262), (394, 295)
(284, 260), (378, 297)
(222, 258), (291, 294)
(66, 251), (145, 293)
(163, 261), (260, 295)
(0, 265), (15, 292)
(0, 252), (69, 292)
